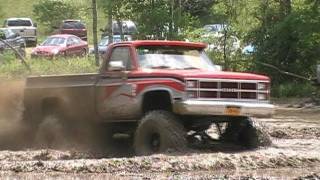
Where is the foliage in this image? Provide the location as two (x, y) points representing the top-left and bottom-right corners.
(251, 0), (320, 84)
(33, 0), (79, 32)
(271, 82), (315, 98)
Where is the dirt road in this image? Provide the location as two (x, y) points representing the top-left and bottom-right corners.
(0, 81), (319, 179)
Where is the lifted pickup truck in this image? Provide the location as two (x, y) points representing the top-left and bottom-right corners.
(24, 40), (274, 155)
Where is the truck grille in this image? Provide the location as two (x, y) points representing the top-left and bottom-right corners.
(186, 79), (270, 101)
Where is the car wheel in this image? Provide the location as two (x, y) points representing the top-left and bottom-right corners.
(134, 110), (187, 155)
(80, 49), (87, 57)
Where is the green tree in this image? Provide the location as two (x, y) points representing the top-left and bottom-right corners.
(251, 0), (320, 84)
(33, 0), (79, 32)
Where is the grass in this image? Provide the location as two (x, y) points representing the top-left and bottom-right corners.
(0, 53), (98, 79)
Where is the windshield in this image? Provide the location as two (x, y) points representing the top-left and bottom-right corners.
(99, 36), (126, 46)
(62, 21), (86, 29)
(137, 46), (217, 70)
(42, 37), (66, 46)
(99, 38), (108, 46)
(7, 20), (32, 26)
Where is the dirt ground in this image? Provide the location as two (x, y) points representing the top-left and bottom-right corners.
(0, 80), (320, 179)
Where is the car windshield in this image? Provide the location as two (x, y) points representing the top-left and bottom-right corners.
(7, 20), (32, 26)
(42, 37), (66, 46)
(62, 21), (86, 29)
(99, 36), (124, 46)
(137, 46), (218, 70)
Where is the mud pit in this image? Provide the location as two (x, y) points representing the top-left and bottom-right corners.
(0, 81), (320, 179)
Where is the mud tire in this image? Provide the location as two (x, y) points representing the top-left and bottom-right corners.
(34, 114), (69, 149)
(134, 111), (187, 155)
(220, 117), (271, 148)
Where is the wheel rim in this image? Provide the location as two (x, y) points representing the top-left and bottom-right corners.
(150, 133), (160, 152)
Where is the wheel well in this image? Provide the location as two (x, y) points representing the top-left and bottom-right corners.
(41, 97), (63, 117)
(142, 91), (172, 114)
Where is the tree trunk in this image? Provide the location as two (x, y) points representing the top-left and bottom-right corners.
(0, 39), (30, 72)
(108, 0), (113, 45)
(92, 0), (99, 66)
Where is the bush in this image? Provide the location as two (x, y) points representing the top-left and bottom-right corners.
(271, 82), (315, 98)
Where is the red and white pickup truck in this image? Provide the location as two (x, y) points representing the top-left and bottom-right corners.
(24, 40), (274, 155)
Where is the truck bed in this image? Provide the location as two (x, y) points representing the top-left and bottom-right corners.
(24, 73), (100, 124)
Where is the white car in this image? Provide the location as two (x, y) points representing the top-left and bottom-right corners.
(3, 18), (37, 46)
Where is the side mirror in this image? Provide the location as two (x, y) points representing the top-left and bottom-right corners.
(109, 61), (125, 71)
(214, 65), (222, 71)
(317, 65), (320, 84)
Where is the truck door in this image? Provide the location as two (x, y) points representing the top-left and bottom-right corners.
(96, 45), (140, 121)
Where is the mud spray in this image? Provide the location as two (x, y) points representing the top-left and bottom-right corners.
(0, 80), (129, 155)
(0, 80), (27, 149)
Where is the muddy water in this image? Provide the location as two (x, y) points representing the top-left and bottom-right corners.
(0, 80), (320, 179)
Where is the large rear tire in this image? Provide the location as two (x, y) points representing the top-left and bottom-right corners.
(134, 111), (187, 155)
(220, 117), (271, 148)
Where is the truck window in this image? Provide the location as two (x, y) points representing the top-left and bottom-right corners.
(108, 47), (132, 71)
(7, 20), (32, 27)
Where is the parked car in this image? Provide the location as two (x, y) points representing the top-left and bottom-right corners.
(56, 20), (87, 41)
(0, 28), (26, 57)
(242, 44), (255, 54)
(31, 34), (88, 59)
(101, 20), (137, 38)
(89, 35), (133, 55)
(3, 18), (37, 47)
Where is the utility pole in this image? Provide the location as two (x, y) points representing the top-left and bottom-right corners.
(92, 0), (99, 66)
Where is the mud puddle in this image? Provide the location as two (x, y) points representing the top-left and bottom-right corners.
(0, 80), (320, 179)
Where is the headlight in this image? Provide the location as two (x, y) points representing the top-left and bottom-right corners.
(257, 83), (267, 90)
(186, 80), (198, 88)
(258, 93), (267, 100)
(51, 49), (59, 55)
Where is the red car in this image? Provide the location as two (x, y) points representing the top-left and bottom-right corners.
(58, 20), (87, 41)
(31, 34), (88, 59)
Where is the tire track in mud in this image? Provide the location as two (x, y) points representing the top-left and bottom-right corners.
(0, 149), (319, 174)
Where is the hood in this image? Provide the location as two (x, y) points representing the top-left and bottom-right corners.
(33, 46), (64, 53)
(131, 69), (270, 81)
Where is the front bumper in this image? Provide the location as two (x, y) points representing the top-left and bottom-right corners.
(23, 36), (37, 43)
(173, 100), (274, 118)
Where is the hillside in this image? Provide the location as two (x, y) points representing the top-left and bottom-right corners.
(0, 0), (39, 22)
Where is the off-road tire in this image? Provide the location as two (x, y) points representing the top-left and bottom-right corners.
(134, 111), (187, 155)
(220, 117), (271, 148)
(34, 114), (70, 149)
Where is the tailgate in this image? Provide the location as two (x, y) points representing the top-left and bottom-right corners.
(10, 27), (36, 37)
